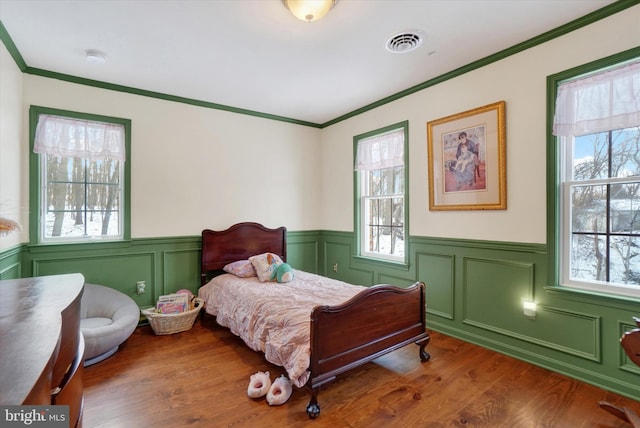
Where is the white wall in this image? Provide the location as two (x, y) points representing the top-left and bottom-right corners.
(21, 77), (323, 238)
(3, 5), (639, 244)
(319, 5), (640, 244)
(0, 42), (25, 250)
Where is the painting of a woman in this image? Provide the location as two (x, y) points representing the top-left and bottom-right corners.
(442, 126), (486, 193)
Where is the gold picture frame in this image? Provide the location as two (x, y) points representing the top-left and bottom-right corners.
(427, 101), (506, 211)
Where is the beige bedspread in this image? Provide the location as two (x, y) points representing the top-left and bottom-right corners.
(198, 270), (366, 387)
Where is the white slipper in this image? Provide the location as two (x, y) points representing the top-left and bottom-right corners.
(247, 371), (271, 398)
(266, 375), (292, 406)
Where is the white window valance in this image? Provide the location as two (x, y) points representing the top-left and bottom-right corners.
(553, 60), (640, 137)
(34, 115), (126, 161)
(354, 128), (404, 171)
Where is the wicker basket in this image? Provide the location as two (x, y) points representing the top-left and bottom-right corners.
(141, 297), (204, 335)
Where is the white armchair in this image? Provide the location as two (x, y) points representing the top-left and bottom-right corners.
(80, 283), (139, 366)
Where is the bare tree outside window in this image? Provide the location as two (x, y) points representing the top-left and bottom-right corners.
(43, 155), (121, 240)
(355, 123), (407, 262)
(363, 167), (404, 257)
(31, 106), (129, 244)
(567, 127), (640, 287)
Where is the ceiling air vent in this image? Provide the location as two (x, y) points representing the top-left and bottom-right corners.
(385, 30), (423, 53)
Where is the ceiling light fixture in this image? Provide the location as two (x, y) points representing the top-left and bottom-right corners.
(282, 0), (338, 23)
(85, 49), (106, 64)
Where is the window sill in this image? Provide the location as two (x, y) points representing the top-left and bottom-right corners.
(544, 284), (640, 311)
(27, 239), (133, 252)
(353, 255), (409, 270)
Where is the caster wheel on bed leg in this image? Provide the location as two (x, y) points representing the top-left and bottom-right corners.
(306, 402), (320, 419)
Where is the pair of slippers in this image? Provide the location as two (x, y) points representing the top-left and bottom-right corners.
(247, 371), (292, 406)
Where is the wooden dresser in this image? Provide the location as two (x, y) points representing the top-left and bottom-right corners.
(0, 273), (85, 427)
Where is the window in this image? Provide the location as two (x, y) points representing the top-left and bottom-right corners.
(29, 106), (131, 244)
(354, 122), (408, 263)
(551, 55), (640, 298)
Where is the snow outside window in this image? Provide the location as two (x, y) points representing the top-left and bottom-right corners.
(33, 110), (128, 243)
(355, 124), (407, 263)
(554, 60), (640, 298)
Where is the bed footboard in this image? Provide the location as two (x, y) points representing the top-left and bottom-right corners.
(306, 281), (430, 419)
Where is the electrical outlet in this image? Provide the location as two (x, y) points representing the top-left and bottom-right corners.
(136, 280), (146, 294)
(332, 263), (338, 272)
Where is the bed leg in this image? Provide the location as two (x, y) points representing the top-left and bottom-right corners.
(417, 334), (431, 362)
(306, 388), (321, 419)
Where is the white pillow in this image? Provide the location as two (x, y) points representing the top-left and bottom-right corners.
(249, 253), (283, 282)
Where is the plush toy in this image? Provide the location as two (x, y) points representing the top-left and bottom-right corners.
(266, 375), (292, 406)
(247, 371), (271, 398)
(270, 263), (294, 283)
(176, 289), (193, 298)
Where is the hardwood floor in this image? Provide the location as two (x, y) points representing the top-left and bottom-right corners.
(83, 315), (639, 427)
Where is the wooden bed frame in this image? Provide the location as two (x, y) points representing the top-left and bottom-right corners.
(200, 222), (430, 419)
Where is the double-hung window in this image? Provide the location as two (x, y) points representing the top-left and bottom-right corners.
(551, 55), (640, 298)
(354, 122), (408, 263)
(30, 106), (131, 244)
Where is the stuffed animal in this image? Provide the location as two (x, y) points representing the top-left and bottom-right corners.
(247, 371), (271, 398)
(266, 375), (292, 406)
(270, 263), (294, 283)
(175, 289), (194, 299)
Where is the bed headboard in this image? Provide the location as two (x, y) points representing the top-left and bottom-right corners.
(200, 222), (287, 286)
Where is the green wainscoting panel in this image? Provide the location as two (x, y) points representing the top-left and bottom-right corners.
(286, 230), (321, 274)
(16, 236), (203, 308)
(322, 233), (350, 280)
(320, 230), (416, 286)
(0, 262), (21, 279)
(461, 255), (602, 362)
(377, 273), (416, 287)
(162, 248), (201, 296)
(32, 251), (156, 306)
(0, 245), (22, 279)
(415, 251), (455, 320)
(340, 267), (374, 286)
(325, 238), (373, 285)
(462, 257), (536, 331)
(521, 306), (601, 361)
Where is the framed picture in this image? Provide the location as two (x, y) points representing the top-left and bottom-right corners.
(427, 101), (506, 211)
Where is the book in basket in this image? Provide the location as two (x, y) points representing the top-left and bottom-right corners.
(156, 293), (189, 314)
